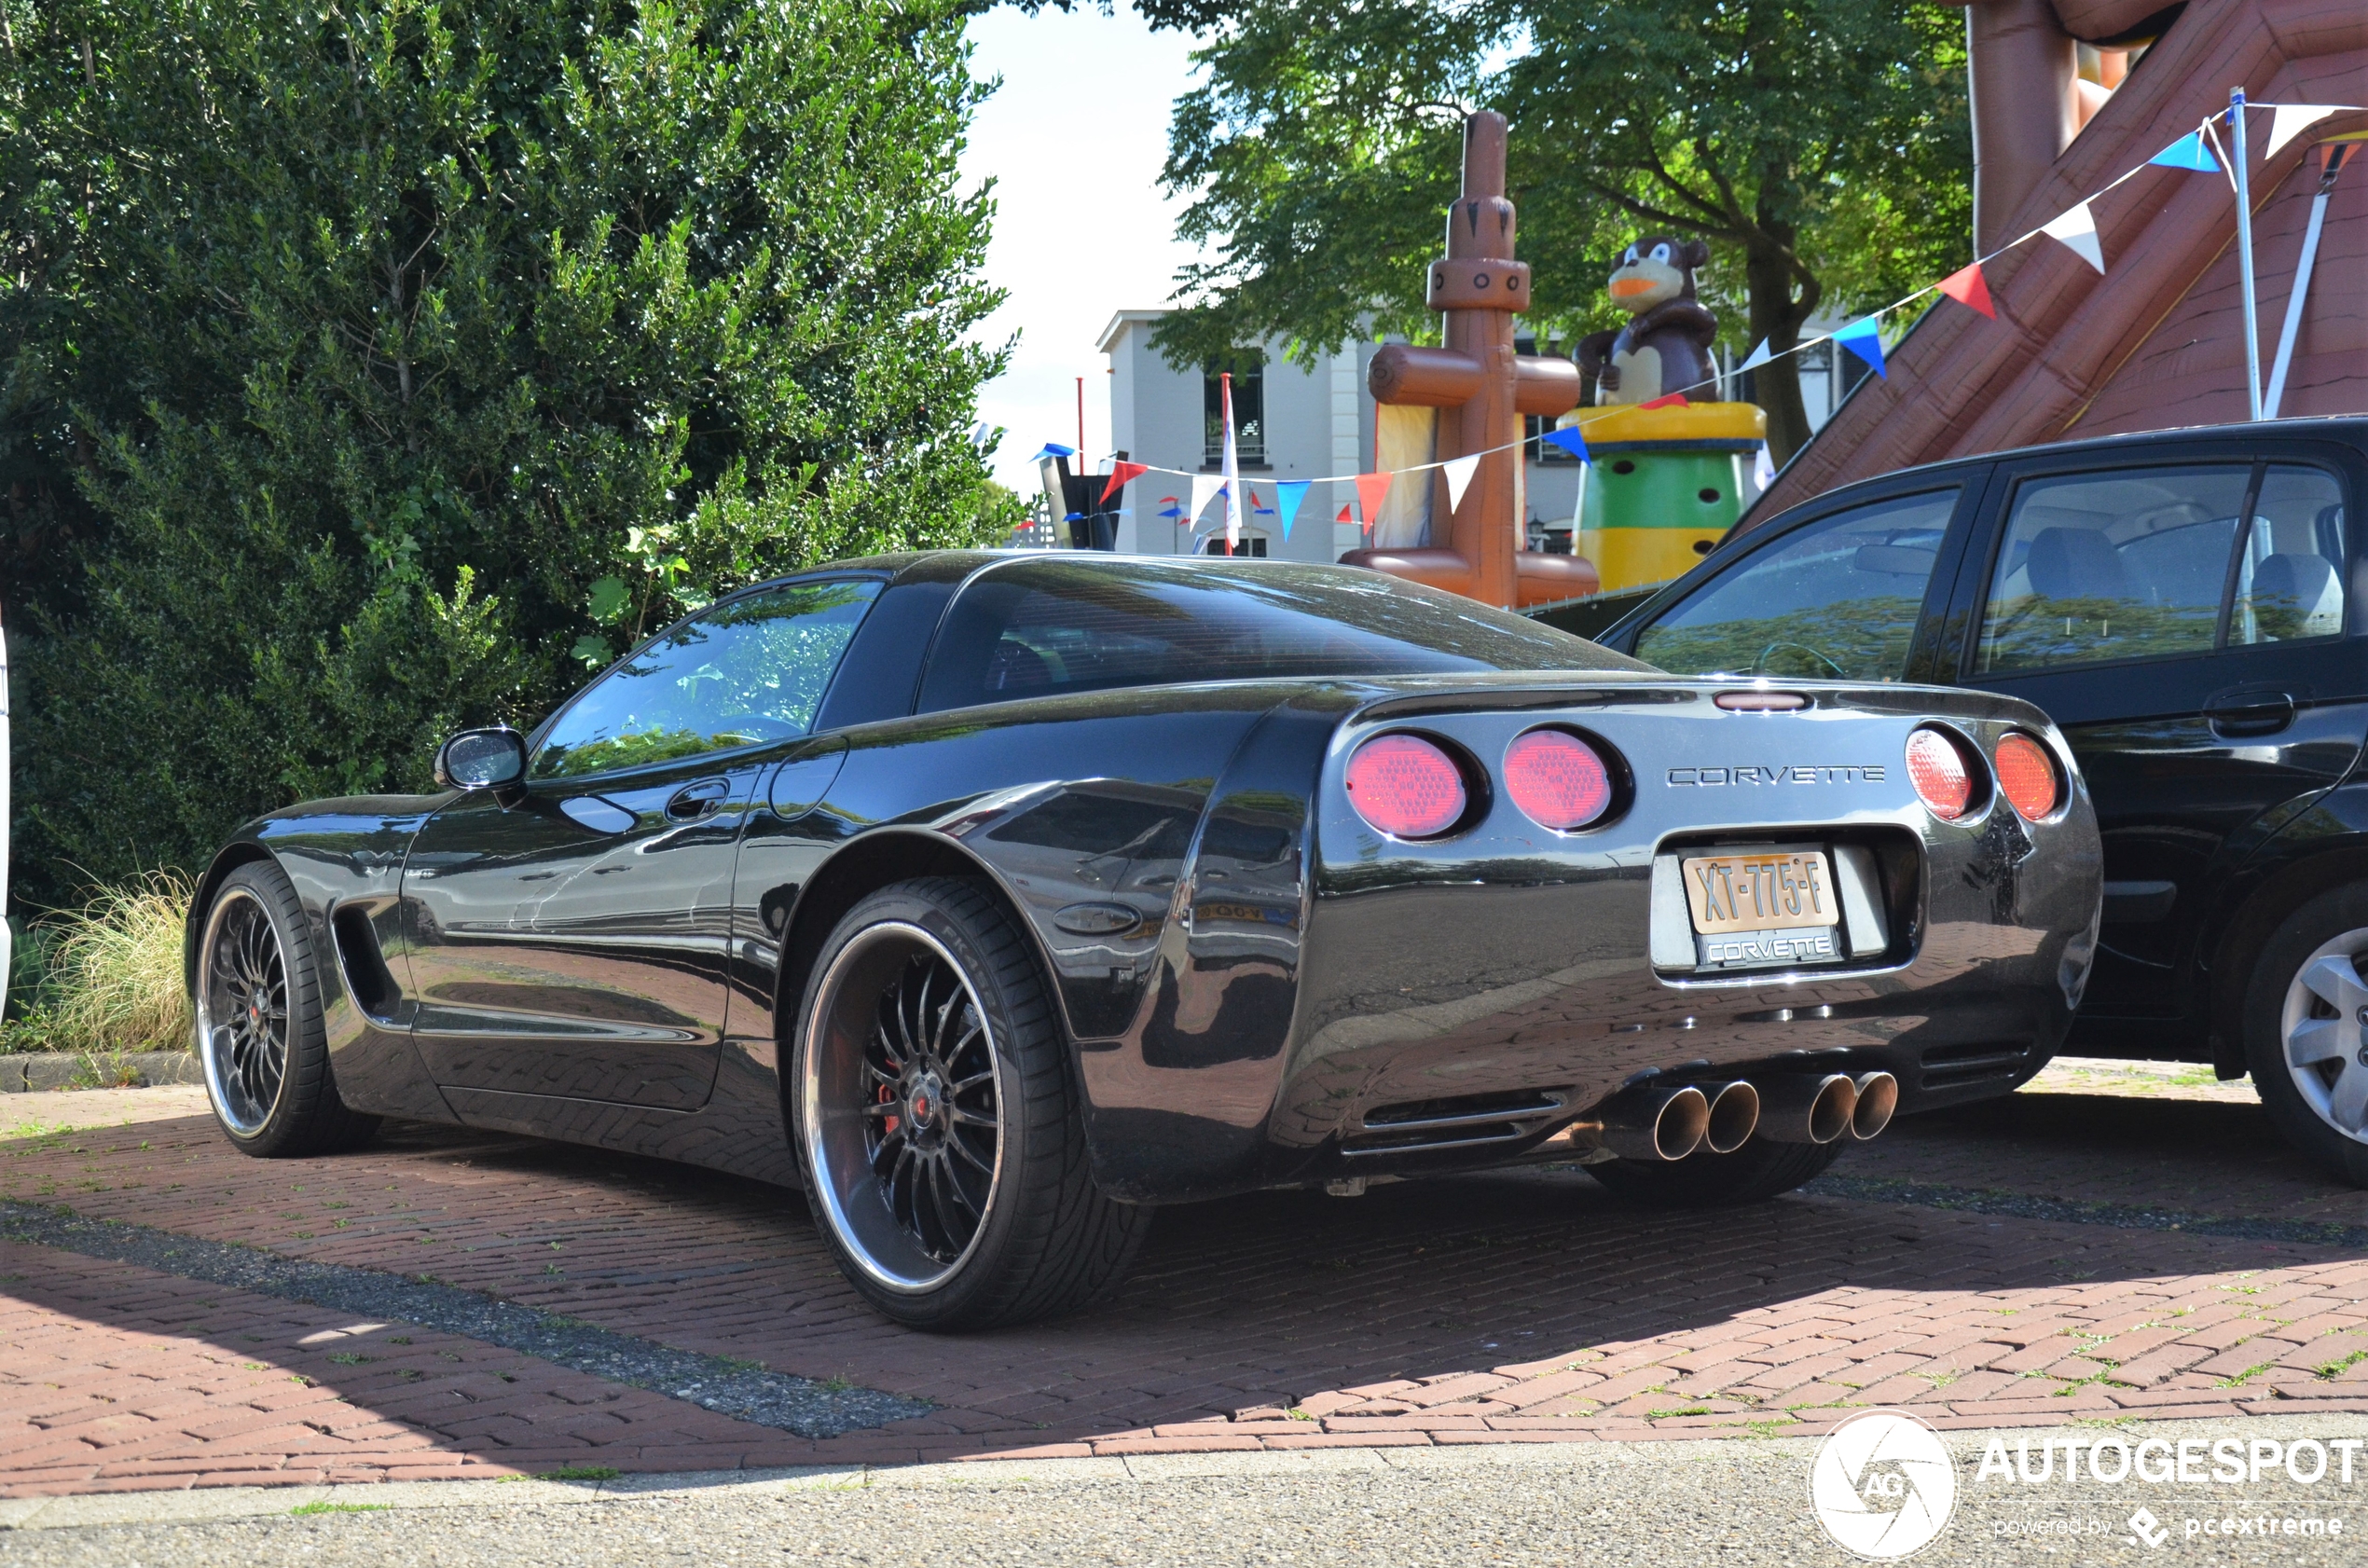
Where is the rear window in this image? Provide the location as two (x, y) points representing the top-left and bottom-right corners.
(915, 558), (1639, 713)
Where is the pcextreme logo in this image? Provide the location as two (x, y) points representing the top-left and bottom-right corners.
(1810, 1409), (1960, 1560)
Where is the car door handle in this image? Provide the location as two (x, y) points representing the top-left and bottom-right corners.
(666, 779), (730, 820)
(2203, 689), (2295, 737)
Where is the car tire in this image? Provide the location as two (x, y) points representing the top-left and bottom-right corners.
(793, 876), (1150, 1330)
(193, 861), (381, 1157)
(1585, 1136), (1848, 1208)
(2241, 884), (2368, 1189)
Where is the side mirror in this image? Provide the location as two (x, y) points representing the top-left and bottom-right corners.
(434, 728), (528, 791)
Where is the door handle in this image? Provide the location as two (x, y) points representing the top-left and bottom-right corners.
(2204, 689), (2295, 737)
(666, 779), (730, 820)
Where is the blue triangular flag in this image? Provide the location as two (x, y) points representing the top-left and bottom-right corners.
(2149, 131), (2219, 172)
(1539, 424), (1590, 463)
(1739, 338), (1772, 372)
(1834, 316), (1887, 379)
(1031, 442), (1077, 462)
(1273, 480), (1311, 540)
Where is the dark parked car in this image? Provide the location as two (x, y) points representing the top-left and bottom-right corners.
(186, 554), (2101, 1329)
(1599, 418), (2368, 1186)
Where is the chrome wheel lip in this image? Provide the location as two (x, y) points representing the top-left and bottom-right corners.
(800, 921), (1006, 1295)
(2279, 928), (2368, 1148)
(195, 887), (289, 1138)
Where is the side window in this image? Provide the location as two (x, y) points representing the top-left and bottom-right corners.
(2231, 465), (2347, 645)
(1975, 465), (2254, 674)
(532, 580), (882, 778)
(1632, 488), (1959, 681)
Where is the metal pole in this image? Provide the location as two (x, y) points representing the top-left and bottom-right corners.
(2265, 145), (2350, 419)
(2231, 88), (2263, 420)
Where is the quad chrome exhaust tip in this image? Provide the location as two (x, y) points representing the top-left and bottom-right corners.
(1850, 1071), (1899, 1140)
(1701, 1080), (1760, 1154)
(1755, 1073), (1859, 1145)
(1590, 1083), (1711, 1162)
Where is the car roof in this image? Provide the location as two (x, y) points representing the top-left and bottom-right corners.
(1738, 414), (2368, 541)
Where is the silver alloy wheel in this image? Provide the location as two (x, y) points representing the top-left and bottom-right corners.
(801, 922), (1006, 1293)
(196, 888), (289, 1136)
(2279, 928), (2368, 1146)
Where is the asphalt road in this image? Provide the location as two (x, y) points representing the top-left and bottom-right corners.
(6, 1421), (2365, 1568)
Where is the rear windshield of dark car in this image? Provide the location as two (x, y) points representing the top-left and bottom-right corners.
(915, 557), (1644, 713)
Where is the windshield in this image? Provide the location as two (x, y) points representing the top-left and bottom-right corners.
(916, 558), (1643, 712)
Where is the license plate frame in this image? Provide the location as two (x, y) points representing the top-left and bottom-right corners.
(1680, 846), (1844, 971)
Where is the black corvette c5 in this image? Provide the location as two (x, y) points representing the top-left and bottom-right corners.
(186, 553), (2102, 1329)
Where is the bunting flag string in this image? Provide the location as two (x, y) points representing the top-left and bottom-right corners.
(1440, 453), (1481, 512)
(1274, 480), (1310, 541)
(1833, 315), (1888, 379)
(1100, 460), (1147, 502)
(2149, 131), (2219, 172)
(1936, 261), (1994, 319)
(1050, 100), (2366, 511)
(2039, 200), (2105, 271)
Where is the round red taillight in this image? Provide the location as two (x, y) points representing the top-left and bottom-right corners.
(1905, 728), (1973, 820)
(1503, 729), (1613, 831)
(1345, 735), (1467, 838)
(1994, 733), (2058, 820)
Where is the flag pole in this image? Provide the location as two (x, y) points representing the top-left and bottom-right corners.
(2231, 88), (2263, 420)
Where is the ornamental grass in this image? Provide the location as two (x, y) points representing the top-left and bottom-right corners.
(39, 872), (194, 1054)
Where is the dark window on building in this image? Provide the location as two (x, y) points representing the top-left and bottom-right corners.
(1204, 352), (1266, 467)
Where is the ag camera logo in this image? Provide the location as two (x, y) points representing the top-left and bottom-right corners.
(1810, 1409), (1959, 1559)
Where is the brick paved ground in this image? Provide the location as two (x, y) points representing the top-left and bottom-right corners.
(3, 1065), (2367, 1494)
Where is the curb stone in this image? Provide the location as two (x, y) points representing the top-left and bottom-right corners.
(0, 1051), (204, 1093)
(7, 1413), (2368, 1531)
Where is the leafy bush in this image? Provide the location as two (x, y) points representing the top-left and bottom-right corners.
(2, 0), (1015, 904)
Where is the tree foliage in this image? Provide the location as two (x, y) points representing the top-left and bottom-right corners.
(1, 0), (1013, 899)
(1136, 0), (1971, 462)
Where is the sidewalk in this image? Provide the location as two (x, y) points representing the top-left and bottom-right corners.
(4, 1067), (2366, 1495)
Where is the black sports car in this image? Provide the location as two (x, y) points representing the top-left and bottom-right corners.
(186, 553), (2102, 1329)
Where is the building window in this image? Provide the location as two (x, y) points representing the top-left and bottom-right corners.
(1204, 352), (1266, 468)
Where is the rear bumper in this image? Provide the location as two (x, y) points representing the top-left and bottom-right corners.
(1073, 682), (2102, 1203)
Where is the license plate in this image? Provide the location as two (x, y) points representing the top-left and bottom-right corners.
(1681, 850), (1842, 970)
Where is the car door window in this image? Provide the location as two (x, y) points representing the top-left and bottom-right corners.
(533, 579), (882, 777)
(1974, 465), (2256, 674)
(2230, 465), (2347, 645)
(1631, 488), (1959, 681)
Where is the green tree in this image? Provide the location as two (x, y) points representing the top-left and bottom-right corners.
(1, 0), (1014, 899)
(1137, 0), (1971, 463)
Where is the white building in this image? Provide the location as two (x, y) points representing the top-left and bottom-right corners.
(1094, 309), (1865, 561)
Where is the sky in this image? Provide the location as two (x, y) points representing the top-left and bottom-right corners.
(960, 7), (1205, 492)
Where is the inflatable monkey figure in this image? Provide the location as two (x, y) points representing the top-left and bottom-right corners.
(1575, 237), (1717, 406)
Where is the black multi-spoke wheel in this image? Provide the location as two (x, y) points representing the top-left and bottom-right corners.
(796, 878), (1150, 1330)
(855, 933), (1004, 1275)
(194, 862), (379, 1157)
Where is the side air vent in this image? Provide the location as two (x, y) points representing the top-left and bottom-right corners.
(330, 905), (403, 1023)
(1342, 1089), (1566, 1157)
(1918, 1039), (2034, 1092)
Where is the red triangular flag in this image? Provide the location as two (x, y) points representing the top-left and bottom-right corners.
(1336, 503), (1353, 524)
(1354, 473), (1393, 532)
(1937, 262), (1995, 319)
(1639, 392), (1689, 410)
(1100, 461), (1148, 502)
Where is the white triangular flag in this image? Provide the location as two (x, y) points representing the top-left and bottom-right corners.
(2040, 199), (2105, 272)
(1441, 453), (1481, 512)
(1188, 473), (1224, 526)
(2266, 104), (2344, 158)
(1739, 338), (1773, 371)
